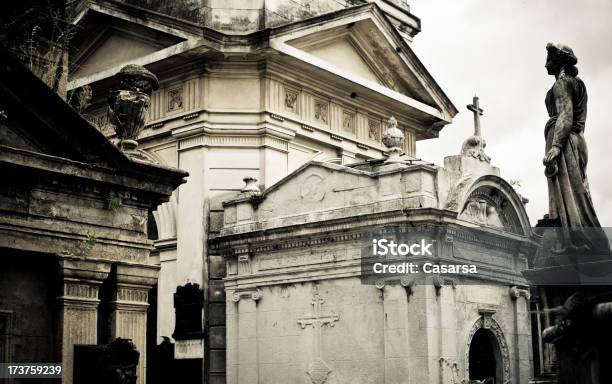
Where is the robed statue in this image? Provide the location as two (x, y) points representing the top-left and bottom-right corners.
(542, 43), (608, 253)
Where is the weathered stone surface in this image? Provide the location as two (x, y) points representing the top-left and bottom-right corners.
(214, 135), (536, 383)
(0, 47), (185, 384)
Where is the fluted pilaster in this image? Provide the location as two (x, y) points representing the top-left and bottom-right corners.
(108, 263), (159, 384)
(57, 256), (111, 384)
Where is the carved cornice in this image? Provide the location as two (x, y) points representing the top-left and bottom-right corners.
(214, 220), (524, 259)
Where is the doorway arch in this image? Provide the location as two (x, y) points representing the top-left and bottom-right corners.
(465, 315), (510, 384)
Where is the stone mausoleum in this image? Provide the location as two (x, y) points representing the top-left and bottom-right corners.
(65, 0), (538, 382)
(211, 111), (537, 383)
(0, 47), (186, 384)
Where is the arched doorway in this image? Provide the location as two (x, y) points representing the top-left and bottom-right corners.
(466, 315), (510, 384)
(469, 328), (498, 383)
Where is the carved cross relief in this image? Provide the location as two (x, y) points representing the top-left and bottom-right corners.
(297, 286), (339, 384)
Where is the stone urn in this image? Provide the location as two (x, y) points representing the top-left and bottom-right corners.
(108, 64), (159, 153)
(382, 116), (405, 163)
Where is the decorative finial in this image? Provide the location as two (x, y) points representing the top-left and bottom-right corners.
(108, 64), (159, 157)
(461, 95), (491, 162)
(382, 116), (405, 164)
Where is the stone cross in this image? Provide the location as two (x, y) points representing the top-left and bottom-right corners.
(298, 286), (339, 384)
(467, 95), (484, 136)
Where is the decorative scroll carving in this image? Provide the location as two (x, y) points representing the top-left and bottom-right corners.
(167, 87), (183, 112)
(445, 176), (472, 211)
(232, 288), (262, 302)
(314, 100), (328, 124)
(510, 286), (531, 300)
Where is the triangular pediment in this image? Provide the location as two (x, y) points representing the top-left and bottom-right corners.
(70, 4), (191, 80)
(254, 162), (377, 221)
(271, 5), (458, 122)
(298, 35), (387, 86)
(73, 30), (168, 78)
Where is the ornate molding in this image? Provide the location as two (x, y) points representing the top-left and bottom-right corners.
(178, 134), (289, 152)
(182, 112), (200, 120)
(270, 113), (285, 122)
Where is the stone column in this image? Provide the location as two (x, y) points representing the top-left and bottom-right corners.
(379, 283), (411, 383)
(438, 281), (458, 384)
(510, 286), (533, 383)
(57, 256), (111, 384)
(108, 263), (159, 384)
(231, 288), (262, 384)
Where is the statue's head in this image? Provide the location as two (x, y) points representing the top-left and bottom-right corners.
(545, 43), (578, 76)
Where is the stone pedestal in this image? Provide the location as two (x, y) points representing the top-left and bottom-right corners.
(524, 245), (612, 384)
(108, 263), (159, 384)
(57, 256), (112, 384)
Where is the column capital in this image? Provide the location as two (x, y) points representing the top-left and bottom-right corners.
(232, 288), (263, 303)
(57, 256), (112, 308)
(114, 262), (159, 287)
(110, 263), (159, 311)
(57, 255), (112, 281)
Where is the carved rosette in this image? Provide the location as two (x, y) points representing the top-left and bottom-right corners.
(108, 64), (159, 155)
(382, 116), (405, 163)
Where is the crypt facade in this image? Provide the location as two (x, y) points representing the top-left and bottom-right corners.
(211, 107), (537, 383)
(0, 47), (186, 384)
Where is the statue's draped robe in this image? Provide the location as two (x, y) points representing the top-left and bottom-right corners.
(545, 75), (608, 251)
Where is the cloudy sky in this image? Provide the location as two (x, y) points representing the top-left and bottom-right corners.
(410, 0), (612, 226)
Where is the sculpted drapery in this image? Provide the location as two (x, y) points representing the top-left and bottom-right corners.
(542, 43), (608, 253)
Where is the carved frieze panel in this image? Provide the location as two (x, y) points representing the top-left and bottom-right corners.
(167, 87), (184, 112)
(314, 100), (329, 125)
(367, 118), (381, 142)
(284, 87), (299, 114)
(342, 110), (355, 134)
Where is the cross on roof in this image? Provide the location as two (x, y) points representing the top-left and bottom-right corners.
(467, 95), (484, 137)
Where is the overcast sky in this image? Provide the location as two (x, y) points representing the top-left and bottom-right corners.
(410, 0), (612, 226)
